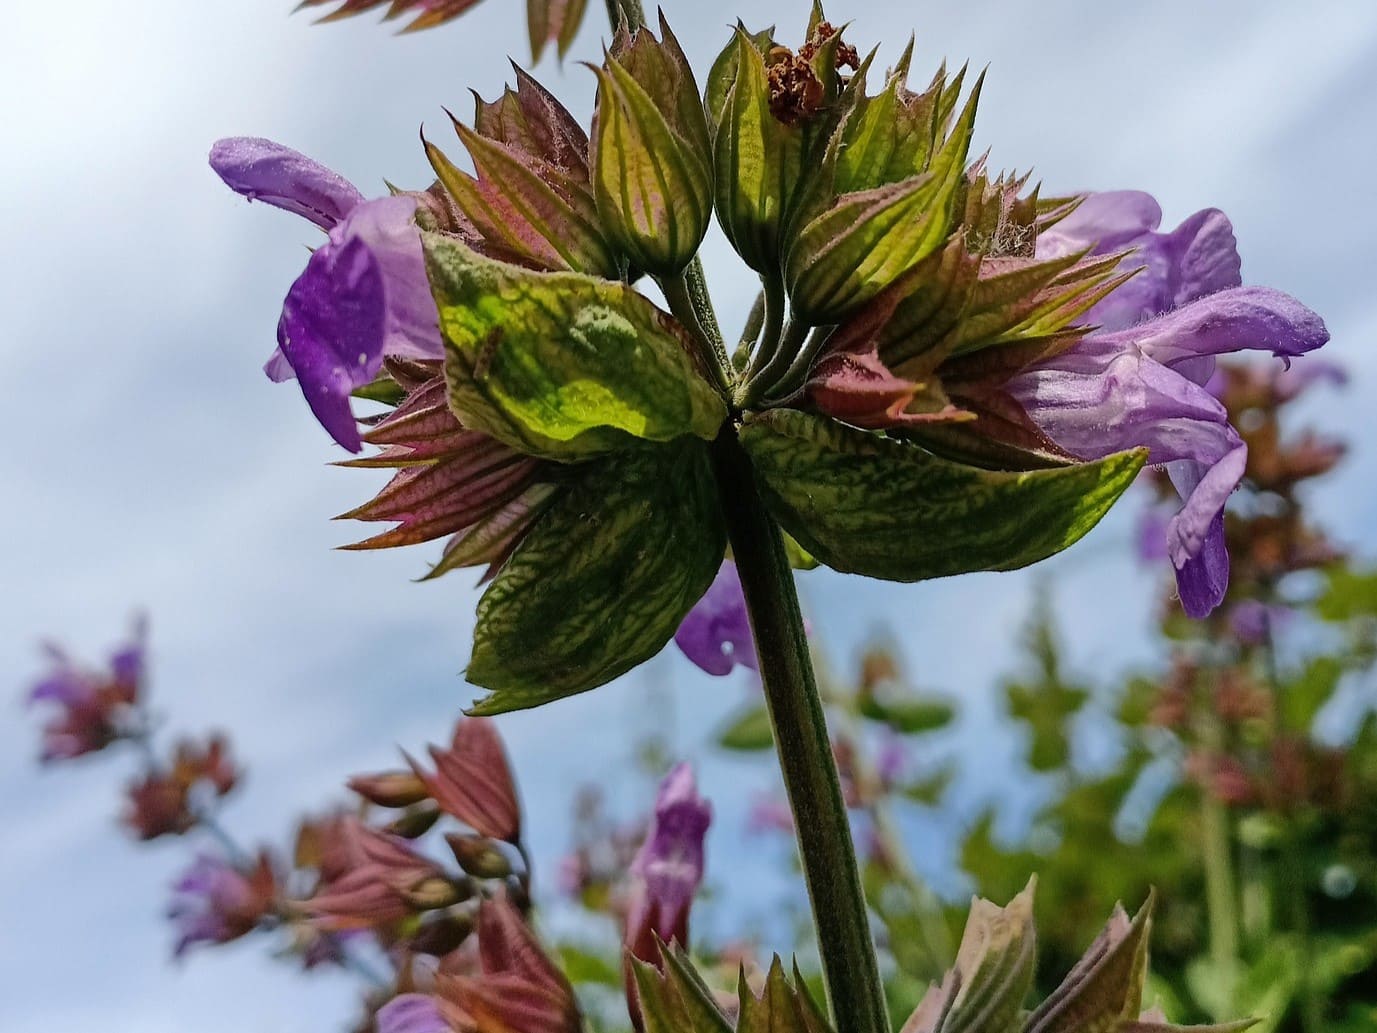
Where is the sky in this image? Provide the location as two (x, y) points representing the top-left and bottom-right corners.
(2, 1), (1377, 1030)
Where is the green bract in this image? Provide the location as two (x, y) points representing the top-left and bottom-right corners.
(630, 884), (1255, 1033)
(334, 6), (1159, 709)
(425, 232), (726, 459)
(466, 442), (725, 712)
(741, 410), (1146, 581)
(591, 16), (714, 276)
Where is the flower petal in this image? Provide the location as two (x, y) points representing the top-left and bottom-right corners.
(1039, 190), (1162, 257)
(674, 562), (756, 676)
(377, 995), (450, 1033)
(1092, 286), (1328, 373)
(210, 137), (364, 230)
(276, 234), (387, 451)
(335, 195), (443, 362)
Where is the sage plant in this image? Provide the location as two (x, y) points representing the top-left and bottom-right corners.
(209, 2), (1327, 1031)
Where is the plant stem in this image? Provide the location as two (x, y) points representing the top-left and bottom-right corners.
(711, 432), (890, 1033)
(1197, 702), (1240, 1017)
(743, 317), (809, 408)
(742, 272), (786, 391)
(659, 273), (731, 394)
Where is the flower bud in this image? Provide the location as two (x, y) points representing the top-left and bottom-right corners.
(707, 17), (856, 274)
(348, 770), (430, 808)
(409, 910), (475, 956)
(590, 14), (713, 276)
(445, 833), (513, 880)
(384, 802), (443, 839)
(399, 875), (470, 912)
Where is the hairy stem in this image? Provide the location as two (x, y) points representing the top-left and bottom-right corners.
(659, 273), (731, 394)
(711, 432), (890, 1033)
(743, 316), (809, 408)
(742, 272), (786, 392)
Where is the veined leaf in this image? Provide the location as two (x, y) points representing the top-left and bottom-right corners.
(424, 233), (727, 460)
(740, 410), (1144, 581)
(467, 442), (726, 711)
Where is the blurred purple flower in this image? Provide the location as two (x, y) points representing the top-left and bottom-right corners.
(1229, 600), (1294, 646)
(26, 619), (146, 762)
(1136, 504), (1172, 564)
(876, 736), (907, 789)
(625, 763), (712, 960)
(746, 793), (794, 836)
(674, 562), (755, 675)
(1274, 358), (1347, 402)
(209, 137), (442, 451)
(1012, 191), (1328, 618)
(169, 853), (276, 957)
(377, 994), (450, 1033)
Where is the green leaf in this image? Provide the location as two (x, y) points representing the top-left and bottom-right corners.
(466, 442), (726, 712)
(740, 410), (1145, 582)
(556, 943), (622, 986)
(716, 706), (775, 750)
(423, 233), (727, 460)
(1280, 655), (1343, 733)
(901, 764), (955, 805)
(902, 879), (1037, 1033)
(859, 696), (955, 734)
(1026, 895), (1153, 1033)
(633, 945), (734, 1033)
(1316, 564), (1377, 621)
(738, 957), (835, 1033)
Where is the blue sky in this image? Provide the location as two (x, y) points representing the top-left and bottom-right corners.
(3, 1), (1377, 1030)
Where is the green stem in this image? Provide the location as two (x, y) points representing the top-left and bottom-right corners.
(685, 257), (729, 367)
(743, 317), (809, 408)
(1198, 706), (1240, 1016)
(732, 289), (767, 376)
(711, 432), (890, 1033)
(768, 324), (835, 402)
(659, 273), (731, 395)
(742, 272), (786, 392)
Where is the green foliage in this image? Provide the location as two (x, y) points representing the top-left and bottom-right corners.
(466, 442), (726, 711)
(424, 233), (726, 460)
(740, 409), (1145, 582)
(717, 706), (775, 751)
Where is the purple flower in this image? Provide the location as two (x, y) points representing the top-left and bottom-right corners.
(625, 764), (712, 960)
(1011, 191), (1328, 618)
(168, 853), (276, 957)
(377, 995), (450, 1033)
(1229, 600), (1293, 646)
(1036, 190), (1242, 334)
(209, 138), (443, 451)
(673, 562), (756, 675)
(26, 620), (146, 762)
(746, 793), (794, 835)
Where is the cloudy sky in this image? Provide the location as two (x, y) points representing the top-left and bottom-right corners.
(3, 1), (1376, 1030)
